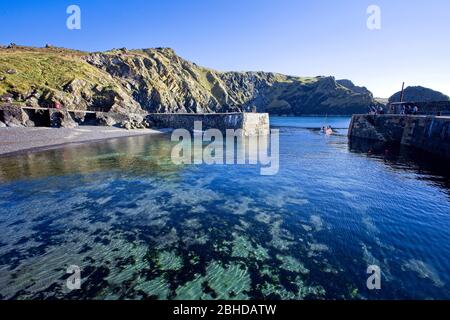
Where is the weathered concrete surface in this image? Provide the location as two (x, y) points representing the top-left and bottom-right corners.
(349, 115), (450, 159)
(148, 112), (270, 135)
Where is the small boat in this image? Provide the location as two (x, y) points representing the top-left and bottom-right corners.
(321, 126), (334, 135)
(321, 114), (334, 135)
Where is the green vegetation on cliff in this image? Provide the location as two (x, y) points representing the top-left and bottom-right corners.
(1, 45), (379, 115)
(0, 46), (140, 113)
(0, 47), (90, 94)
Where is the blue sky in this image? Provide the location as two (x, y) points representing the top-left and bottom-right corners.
(1, 0), (449, 97)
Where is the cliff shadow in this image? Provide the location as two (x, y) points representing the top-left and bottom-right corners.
(69, 111), (99, 126)
(23, 108), (51, 127)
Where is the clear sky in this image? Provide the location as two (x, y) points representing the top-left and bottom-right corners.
(1, 0), (449, 97)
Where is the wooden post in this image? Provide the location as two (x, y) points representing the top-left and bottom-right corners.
(399, 82), (405, 103)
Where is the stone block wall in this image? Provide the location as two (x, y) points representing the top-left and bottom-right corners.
(0, 106), (271, 135)
(349, 115), (450, 159)
(148, 112), (270, 135)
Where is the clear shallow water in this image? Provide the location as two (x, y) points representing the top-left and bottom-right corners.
(0, 117), (449, 300)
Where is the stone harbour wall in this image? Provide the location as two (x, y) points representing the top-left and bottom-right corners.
(0, 106), (270, 135)
(349, 115), (450, 159)
(148, 112), (270, 135)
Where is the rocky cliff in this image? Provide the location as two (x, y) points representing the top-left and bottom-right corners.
(389, 86), (450, 103)
(0, 45), (379, 115)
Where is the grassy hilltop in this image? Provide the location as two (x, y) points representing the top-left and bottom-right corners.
(0, 45), (378, 115)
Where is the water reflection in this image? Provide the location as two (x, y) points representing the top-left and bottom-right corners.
(0, 133), (278, 182)
(0, 134), (179, 182)
(349, 137), (450, 194)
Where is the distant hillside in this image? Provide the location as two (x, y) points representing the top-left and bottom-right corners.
(389, 86), (450, 103)
(0, 45), (380, 115)
(374, 97), (389, 105)
(336, 79), (372, 95)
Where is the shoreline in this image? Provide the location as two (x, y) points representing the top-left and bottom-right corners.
(0, 126), (170, 157)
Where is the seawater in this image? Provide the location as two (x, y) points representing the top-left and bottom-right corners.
(0, 117), (448, 300)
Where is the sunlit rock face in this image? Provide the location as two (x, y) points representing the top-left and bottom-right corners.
(1, 46), (378, 115)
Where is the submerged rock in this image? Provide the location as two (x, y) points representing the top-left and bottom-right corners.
(156, 251), (183, 271)
(276, 254), (309, 274)
(175, 261), (251, 300)
(402, 259), (445, 287)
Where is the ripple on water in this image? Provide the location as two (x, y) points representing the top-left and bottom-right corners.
(0, 118), (449, 300)
(175, 261), (251, 300)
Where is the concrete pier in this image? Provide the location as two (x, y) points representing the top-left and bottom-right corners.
(148, 112), (270, 135)
(349, 114), (450, 159)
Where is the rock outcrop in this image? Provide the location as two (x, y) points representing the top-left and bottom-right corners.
(389, 86), (450, 103)
(0, 45), (381, 116)
(1, 105), (32, 127)
(49, 109), (78, 128)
